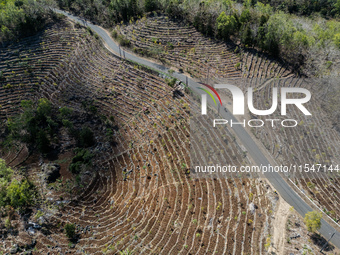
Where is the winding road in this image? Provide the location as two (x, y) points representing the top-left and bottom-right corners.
(55, 9), (340, 250)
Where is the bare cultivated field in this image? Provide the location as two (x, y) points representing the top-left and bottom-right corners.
(118, 14), (294, 82)
(246, 77), (340, 222)
(0, 19), (278, 254)
(119, 14), (340, 226)
(117, 15), (242, 79)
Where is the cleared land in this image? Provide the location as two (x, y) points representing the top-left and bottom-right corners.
(0, 18), (277, 254)
(119, 14), (340, 227)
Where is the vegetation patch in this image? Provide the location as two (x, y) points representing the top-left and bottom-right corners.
(0, 159), (36, 212)
(69, 148), (93, 174)
(0, 0), (57, 43)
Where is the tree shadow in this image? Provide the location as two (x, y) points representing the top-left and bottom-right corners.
(310, 233), (335, 252)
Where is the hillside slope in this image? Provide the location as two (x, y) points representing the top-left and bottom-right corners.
(0, 17), (277, 254)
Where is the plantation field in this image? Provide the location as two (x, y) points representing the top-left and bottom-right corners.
(0, 18), (278, 254)
(117, 14), (340, 226)
(117, 14), (294, 82)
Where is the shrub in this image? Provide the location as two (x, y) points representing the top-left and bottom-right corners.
(69, 148), (93, 174)
(64, 223), (76, 239)
(117, 35), (131, 47)
(0, 159), (36, 211)
(334, 33), (340, 48)
(307, 182), (315, 189)
(77, 127), (95, 148)
(249, 192), (253, 200)
(59, 107), (73, 118)
(112, 30), (118, 38)
(119, 249), (133, 255)
(166, 77), (177, 88)
(5, 218), (11, 229)
(6, 179), (36, 209)
(5, 99), (57, 153)
(34, 210), (44, 220)
(264, 237), (271, 250)
(167, 42), (174, 50)
(0, 159), (13, 182)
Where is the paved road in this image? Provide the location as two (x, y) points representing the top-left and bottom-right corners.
(55, 9), (340, 249)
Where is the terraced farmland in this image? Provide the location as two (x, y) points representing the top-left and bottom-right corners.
(0, 20), (83, 120)
(0, 18), (277, 254)
(117, 15), (242, 80)
(124, 13), (340, 225)
(117, 14), (295, 83)
(236, 76), (340, 222)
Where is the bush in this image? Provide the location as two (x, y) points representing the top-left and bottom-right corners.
(0, 159), (13, 182)
(5, 218), (11, 229)
(34, 210), (44, 220)
(77, 127), (95, 148)
(58, 107), (73, 118)
(119, 249), (134, 255)
(69, 148), (93, 174)
(166, 77), (177, 88)
(117, 35), (131, 47)
(112, 30), (118, 38)
(64, 223), (76, 239)
(0, 159), (36, 211)
(5, 99), (57, 153)
(7, 179), (35, 209)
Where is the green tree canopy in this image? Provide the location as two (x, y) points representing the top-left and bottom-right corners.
(217, 11), (238, 39)
(64, 223), (76, 239)
(0, 0), (55, 43)
(7, 179), (35, 209)
(304, 211), (322, 233)
(0, 158), (13, 182)
(0, 159), (36, 210)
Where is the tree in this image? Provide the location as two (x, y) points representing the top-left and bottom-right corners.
(37, 98), (52, 120)
(304, 211), (322, 233)
(5, 99), (59, 153)
(334, 0), (340, 16)
(64, 223), (76, 239)
(240, 9), (251, 24)
(6, 179), (35, 210)
(145, 0), (158, 12)
(0, 159), (13, 182)
(0, 0), (54, 43)
(69, 148), (93, 174)
(0, 159), (36, 211)
(0, 159), (13, 207)
(262, 13), (295, 56)
(216, 11), (238, 40)
(77, 127), (95, 147)
(241, 23), (253, 46)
